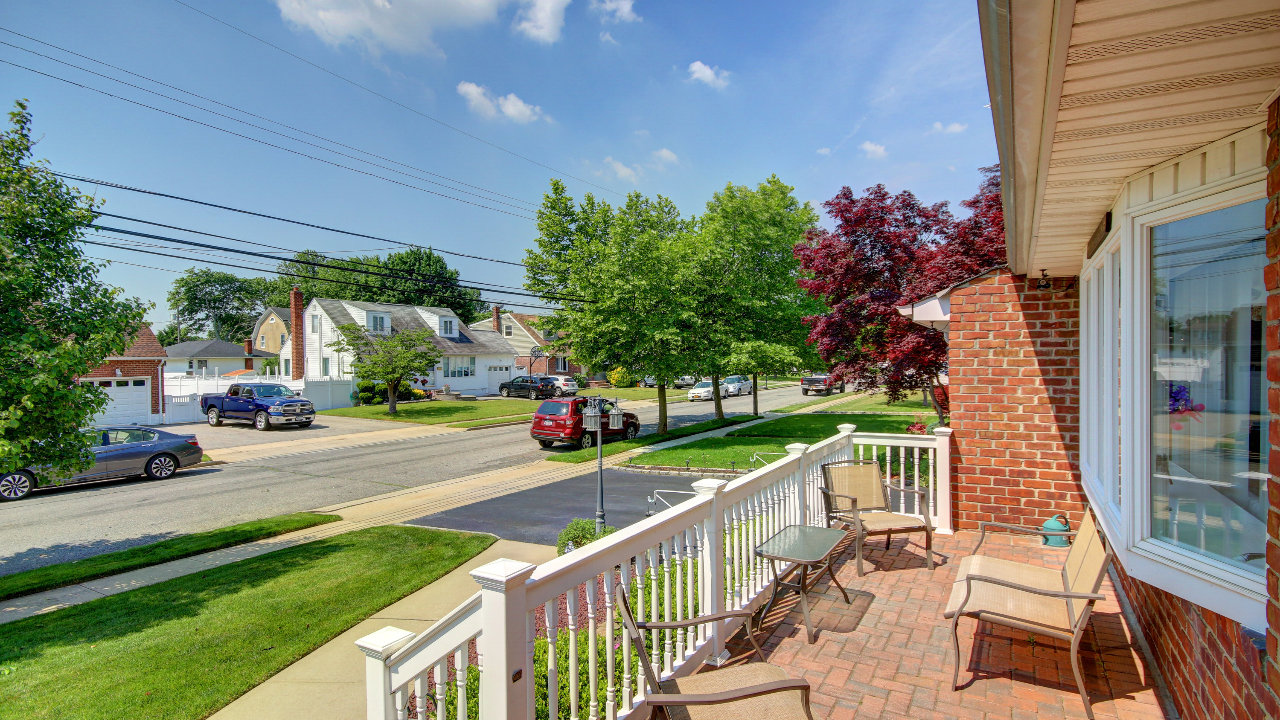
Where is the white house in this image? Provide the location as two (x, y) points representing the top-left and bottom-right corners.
(164, 339), (275, 377)
(288, 298), (517, 396)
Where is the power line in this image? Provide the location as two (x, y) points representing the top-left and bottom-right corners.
(169, 0), (622, 198)
(84, 242), (560, 312)
(0, 34), (538, 213)
(55, 171), (528, 268)
(89, 224), (582, 304)
(1, 58), (536, 220)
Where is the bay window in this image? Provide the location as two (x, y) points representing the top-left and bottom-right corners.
(443, 356), (475, 378)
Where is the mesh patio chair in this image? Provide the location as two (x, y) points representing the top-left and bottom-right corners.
(613, 584), (814, 720)
(819, 458), (935, 576)
(944, 509), (1115, 720)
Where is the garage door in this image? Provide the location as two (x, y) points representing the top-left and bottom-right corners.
(87, 378), (152, 425)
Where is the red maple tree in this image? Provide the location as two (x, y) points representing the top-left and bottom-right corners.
(795, 166), (1005, 414)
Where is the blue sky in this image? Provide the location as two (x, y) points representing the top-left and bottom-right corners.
(2, 0), (995, 328)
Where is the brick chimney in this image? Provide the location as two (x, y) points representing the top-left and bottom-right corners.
(492, 305), (501, 332)
(290, 287), (304, 380)
(243, 338), (253, 355)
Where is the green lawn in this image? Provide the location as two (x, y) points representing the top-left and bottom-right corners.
(820, 391), (931, 414)
(578, 387), (687, 403)
(446, 414), (534, 428)
(0, 526), (494, 720)
(547, 416), (760, 463)
(320, 398), (541, 424)
(729, 413), (918, 438)
(773, 393), (853, 413)
(0, 513), (340, 602)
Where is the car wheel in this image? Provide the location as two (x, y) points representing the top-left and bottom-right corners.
(579, 432), (594, 450)
(145, 454), (178, 480)
(254, 411), (272, 431)
(625, 424), (639, 440)
(528, 389), (538, 400)
(500, 387), (510, 397)
(555, 388), (564, 397)
(538, 440), (554, 448)
(801, 389), (808, 396)
(0, 470), (34, 501)
(207, 407), (222, 426)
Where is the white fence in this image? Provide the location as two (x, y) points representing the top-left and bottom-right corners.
(357, 424), (953, 720)
(162, 374), (357, 423)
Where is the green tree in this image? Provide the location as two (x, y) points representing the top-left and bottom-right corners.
(726, 340), (803, 416)
(1, 100), (149, 479)
(167, 268), (266, 342)
(325, 324), (441, 414)
(155, 322), (199, 346)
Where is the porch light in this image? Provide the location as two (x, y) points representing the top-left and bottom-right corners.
(609, 399), (624, 426)
(583, 401), (601, 431)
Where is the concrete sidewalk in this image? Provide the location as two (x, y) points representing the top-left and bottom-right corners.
(209, 538), (555, 720)
(203, 422), (460, 464)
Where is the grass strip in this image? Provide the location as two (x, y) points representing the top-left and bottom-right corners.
(818, 391), (931, 414)
(576, 387), (688, 403)
(0, 526), (494, 720)
(320, 398), (541, 424)
(728, 413), (918, 438)
(0, 512), (340, 602)
(772, 393), (855, 413)
(447, 414), (534, 428)
(546, 416), (760, 464)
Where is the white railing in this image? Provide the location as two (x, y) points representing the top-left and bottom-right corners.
(358, 424), (953, 719)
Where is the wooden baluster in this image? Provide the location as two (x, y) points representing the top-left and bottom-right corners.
(603, 570), (617, 720)
(413, 674), (426, 720)
(622, 559), (634, 710)
(543, 598), (558, 720)
(673, 533), (686, 662)
(912, 447), (921, 515)
(587, 574), (599, 720)
(454, 647), (468, 720)
(433, 662), (445, 720)
(567, 586), (580, 720)
(396, 686), (408, 720)
(662, 538), (674, 675)
(647, 546), (660, 674)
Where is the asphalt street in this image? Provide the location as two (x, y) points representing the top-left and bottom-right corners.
(0, 385), (812, 575)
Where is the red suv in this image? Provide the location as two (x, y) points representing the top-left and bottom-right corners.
(531, 397), (640, 449)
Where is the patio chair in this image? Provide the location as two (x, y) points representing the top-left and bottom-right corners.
(819, 459), (935, 576)
(613, 584), (814, 719)
(944, 509), (1114, 720)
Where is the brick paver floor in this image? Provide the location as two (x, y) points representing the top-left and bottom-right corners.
(719, 530), (1171, 720)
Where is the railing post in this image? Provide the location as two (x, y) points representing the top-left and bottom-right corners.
(472, 559), (538, 720)
(355, 626), (415, 720)
(933, 426), (954, 533)
(784, 443), (810, 526)
(837, 423), (858, 461)
(692, 478), (728, 665)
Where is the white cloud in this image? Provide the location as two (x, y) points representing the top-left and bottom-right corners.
(651, 148), (678, 167)
(456, 81), (546, 123)
(687, 60), (730, 89)
(633, 129), (649, 138)
(930, 121), (967, 134)
(591, 0), (640, 23)
(513, 0), (572, 43)
(274, 0), (505, 56)
(859, 141), (887, 159)
(603, 156), (638, 182)
(816, 147), (831, 156)
(599, 30), (618, 45)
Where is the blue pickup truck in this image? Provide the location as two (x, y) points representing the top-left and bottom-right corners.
(201, 383), (315, 431)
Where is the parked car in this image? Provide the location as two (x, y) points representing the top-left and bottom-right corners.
(548, 376), (579, 396)
(722, 375), (754, 396)
(201, 383), (314, 431)
(1, 427), (204, 501)
(639, 376), (659, 388)
(800, 374), (846, 395)
(531, 397), (640, 449)
(687, 380), (729, 401)
(673, 375), (698, 389)
(499, 375), (557, 399)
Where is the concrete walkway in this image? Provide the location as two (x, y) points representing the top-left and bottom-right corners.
(209, 538), (555, 720)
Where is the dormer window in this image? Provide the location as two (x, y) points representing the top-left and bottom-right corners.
(440, 318), (455, 336)
(367, 313), (389, 333)
(504, 324), (512, 337)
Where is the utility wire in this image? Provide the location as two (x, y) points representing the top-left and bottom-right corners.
(90, 224), (581, 304)
(169, 0), (622, 198)
(84, 242), (560, 312)
(55, 171), (528, 268)
(0, 35), (537, 213)
(1, 59), (535, 219)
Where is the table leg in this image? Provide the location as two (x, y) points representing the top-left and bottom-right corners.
(798, 564), (814, 643)
(755, 557), (783, 635)
(824, 559), (851, 604)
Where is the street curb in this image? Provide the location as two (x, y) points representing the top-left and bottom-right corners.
(460, 419), (532, 431)
(190, 460), (228, 468)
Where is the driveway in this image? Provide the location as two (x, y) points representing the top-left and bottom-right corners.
(167, 414), (412, 451)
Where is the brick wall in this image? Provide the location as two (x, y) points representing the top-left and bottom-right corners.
(80, 360), (164, 414)
(1265, 92), (1280, 717)
(290, 287), (304, 381)
(947, 269), (1087, 530)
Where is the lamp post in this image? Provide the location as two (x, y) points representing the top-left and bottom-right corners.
(583, 397), (626, 535)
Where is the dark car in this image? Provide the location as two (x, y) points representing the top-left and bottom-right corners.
(801, 374), (846, 396)
(531, 397), (640, 450)
(499, 375), (557, 399)
(1, 426), (204, 501)
(201, 383), (314, 431)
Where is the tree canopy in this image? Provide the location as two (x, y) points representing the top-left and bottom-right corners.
(1, 100), (149, 477)
(166, 268), (267, 344)
(325, 324), (441, 414)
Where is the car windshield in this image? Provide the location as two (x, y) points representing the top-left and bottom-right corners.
(251, 384), (295, 397)
(694, 381), (712, 389)
(537, 401), (569, 416)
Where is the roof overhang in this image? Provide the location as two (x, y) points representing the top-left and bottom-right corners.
(979, 0), (1280, 276)
(897, 293), (951, 333)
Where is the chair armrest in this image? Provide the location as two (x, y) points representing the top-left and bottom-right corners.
(635, 607), (755, 631)
(954, 572), (1105, 617)
(975, 521), (1075, 552)
(648, 678), (811, 707)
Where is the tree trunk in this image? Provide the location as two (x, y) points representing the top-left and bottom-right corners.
(751, 372), (759, 416)
(711, 373), (724, 420)
(387, 378), (399, 414)
(657, 383), (668, 434)
(927, 378), (943, 421)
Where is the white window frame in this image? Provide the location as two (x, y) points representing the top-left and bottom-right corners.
(310, 314), (320, 333)
(322, 357), (330, 376)
(1080, 178), (1267, 629)
(441, 318), (455, 336)
(367, 313), (389, 333)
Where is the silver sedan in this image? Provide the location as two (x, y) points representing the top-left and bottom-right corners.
(0, 427), (205, 501)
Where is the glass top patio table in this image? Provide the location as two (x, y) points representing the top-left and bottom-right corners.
(755, 525), (847, 564)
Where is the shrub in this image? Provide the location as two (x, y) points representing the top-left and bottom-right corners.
(572, 373), (589, 388)
(358, 392), (374, 405)
(410, 388), (427, 399)
(556, 518), (617, 555)
(356, 380), (375, 393)
(606, 367), (634, 388)
(906, 413), (928, 435)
